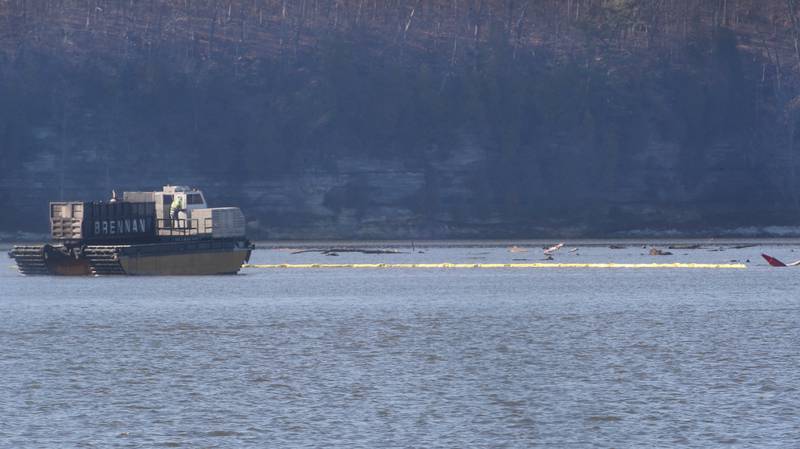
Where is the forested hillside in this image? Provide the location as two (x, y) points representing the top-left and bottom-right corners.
(3, 0), (800, 238)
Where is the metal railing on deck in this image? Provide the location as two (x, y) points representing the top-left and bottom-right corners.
(157, 218), (213, 237)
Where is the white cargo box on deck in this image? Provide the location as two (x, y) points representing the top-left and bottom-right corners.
(122, 191), (156, 202)
(192, 207), (246, 238)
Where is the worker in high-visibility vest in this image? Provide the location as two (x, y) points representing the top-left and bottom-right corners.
(170, 195), (185, 227)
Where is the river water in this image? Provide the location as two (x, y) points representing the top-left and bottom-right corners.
(1, 242), (799, 448)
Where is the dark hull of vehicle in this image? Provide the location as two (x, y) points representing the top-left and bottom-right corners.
(8, 239), (253, 276)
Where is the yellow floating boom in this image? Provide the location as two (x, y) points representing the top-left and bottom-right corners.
(243, 263), (746, 269)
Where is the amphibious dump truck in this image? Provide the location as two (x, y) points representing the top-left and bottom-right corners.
(8, 186), (253, 275)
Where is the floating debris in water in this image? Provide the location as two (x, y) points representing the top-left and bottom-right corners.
(649, 248), (673, 256)
(669, 244), (702, 250)
(544, 243), (565, 255)
(292, 248), (401, 255)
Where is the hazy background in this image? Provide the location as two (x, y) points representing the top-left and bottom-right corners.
(2, 0), (800, 239)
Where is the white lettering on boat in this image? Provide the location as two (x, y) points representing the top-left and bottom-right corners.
(92, 218), (149, 235)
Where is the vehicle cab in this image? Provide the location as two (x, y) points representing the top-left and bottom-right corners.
(160, 185), (207, 222)
(121, 185), (243, 239)
(162, 185), (207, 214)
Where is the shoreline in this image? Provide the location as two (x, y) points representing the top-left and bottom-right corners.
(4, 238), (800, 249)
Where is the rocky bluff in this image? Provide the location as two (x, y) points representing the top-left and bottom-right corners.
(2, 1), (800, 238)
